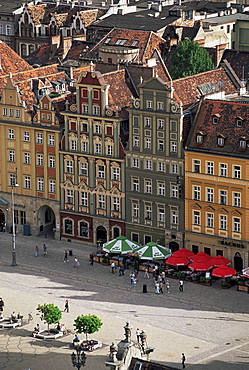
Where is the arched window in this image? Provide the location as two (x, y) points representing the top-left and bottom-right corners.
(79, 221), (89, 237)
(64, 219), (73, 235)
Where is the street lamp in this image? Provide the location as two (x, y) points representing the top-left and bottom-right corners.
(71, 346), (86, 369)
(12, 183), (19, 266)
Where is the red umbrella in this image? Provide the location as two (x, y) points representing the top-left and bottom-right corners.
(173, 248), (194, 259)
(212, 265), (236, 278)
(166, 255), (190, 266)
(189, 252), (212, 262)
(242, 267), (249, 278)
(189, 257), (213, 271)
(210, 255), (231, 267)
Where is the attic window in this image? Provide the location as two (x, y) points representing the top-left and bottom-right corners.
(217, 137), (224, 147)
(236, 118), (242, 127)
(115, 39), (127, 46)
(239, 139), (246, 148)
(196, 135), (203, 143)
(213, 117), (218, 124)
(104, 38), (111, 44)
(131, 40), (139, 47)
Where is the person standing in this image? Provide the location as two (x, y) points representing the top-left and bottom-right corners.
(90, 254), (94, 265)
(0, 298), (4, 312)
(179, 280), (184, 292)
(132, 277), (137, 289)
(64, 300), (69, 313)
(155, 282), (160, 294)
(161, 271), (165, 284)
(136, 328), (141, 342)
(74, 257), (80, 268)
(43, 244), (47, 257)
(64, 250), (69, 262)
(144, 268), (150, 279)
(111, 262), (115, 274)
(181, 353), (186, 369)
(159, 281), (164, 294)
(166, 280), (170, 293)
(35, 246), (39, 257)
(53, 227), (56, 239)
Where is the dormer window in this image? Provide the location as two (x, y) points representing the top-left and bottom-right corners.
(239, 139), (246, 148)
(213, 117), (218, 124)
(104, 38), (111, 44)
(217, 137), (224, 146)
(236, 118), (242, 127)
(131, 40), (139, 47)
(196, 135), (203, 143)
(115, 39), (127, 46)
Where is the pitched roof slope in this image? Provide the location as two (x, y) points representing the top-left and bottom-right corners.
(219, 49), (249, 83)
(0, 41), (32, 75)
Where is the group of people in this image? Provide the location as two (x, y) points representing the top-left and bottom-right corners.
(35, 244), (48, 257)
(72, 335), (95, 351)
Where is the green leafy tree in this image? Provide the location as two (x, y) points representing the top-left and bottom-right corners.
(169, 38), (214, 80)
(74, 314), (103, 340)
(37, 303), (62, 332)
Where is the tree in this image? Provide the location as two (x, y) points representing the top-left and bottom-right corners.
(168, 38), (214, 80)
(74, 314), (103, 340)
(37, 303), (62, 332)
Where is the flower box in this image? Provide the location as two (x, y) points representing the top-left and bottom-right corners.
(237, 285), (249, 293)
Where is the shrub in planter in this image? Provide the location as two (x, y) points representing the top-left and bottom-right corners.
(200, 276), (206, 284)
(37, 303), (62, 333)
(173, 272), (178, 278)
(192, 276), (199, 283)
(238, 280), (245, 286)
(167, 271), (172, 276)
(179, 272), (186, 279)
(74, 314), (103, 341)
(102, 256), (108, 265)
(221, 282), (229, 288)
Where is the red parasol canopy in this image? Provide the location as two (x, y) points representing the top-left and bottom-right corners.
(212, 265), (236, 278)
(189, 252), (212, 263)
(189, 257), (213, 271)
(173, 248), (194, 259)
(209, 255), (231, 267)
(242, 267), (249, 278)
(166, 255), (190, 266)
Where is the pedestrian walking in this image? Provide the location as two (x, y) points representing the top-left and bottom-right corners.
(119, 266), (123, 276)
(136, 328), (141, 342)
(159, 281), (164, 294)
(161, 271), (165, 284)
(90, 254), (94, 265)
(43, 244), (47, 257)
(179, 280), (184, 292)
(166, 280), (170, 293)
(121, 265), (125, 275)
(74, 257), (80, 268)
(181, 353), (186, 369)
(53, 227), (56, 239)
(64, 250), (69, 262)
(144, 268), (150, 278)
(111, 262), (115, 274)
(155, 282), (160, 294)
(132, 277), (137, 289)
(35, 246), (39, 257)
(64, 300), (69, 313)
(130, 272), (135, 284)
(0, 298), (4, 312)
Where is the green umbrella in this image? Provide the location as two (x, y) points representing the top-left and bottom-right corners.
(133, 242), (171, 260)
(102, 236), (140, 254)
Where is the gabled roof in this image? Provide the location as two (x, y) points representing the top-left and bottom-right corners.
(186, 99), (249, 157)
(219, 49), (249, 84)
(0, 41), (32, 75)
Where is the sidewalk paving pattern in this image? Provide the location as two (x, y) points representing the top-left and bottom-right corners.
(0, 232), (249, 369)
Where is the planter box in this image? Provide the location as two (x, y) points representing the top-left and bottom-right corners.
(237, 285), (249, 293)
(0, 319), (22, 328)
(102, 262), (108, 266)
(33, 329), (63, 340)
(93, 256), (99, 262)
(74, 339), (102, 350)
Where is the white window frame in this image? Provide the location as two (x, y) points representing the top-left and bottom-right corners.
(145, 180), (152, 194)
(133, 178), (139, 191)
(9, 150), (15, 162)
(158, 182), (165, 196)
(112, 167), (120, 181)
(220, 190), (227, 205)
(193, 210), (200, 225)
(220, 215), (227, 230)
(206, 161), (214, 175)
(48, 134), (55, 146)
(158, 207), (165, 222)
(49, 156), (55, 168)
(66, 160), (73, 173)
(66, 189), (73, 204)
(98, 194), (105, 209)
(23, 131), (30, 142)
(98, 165), (105, 178)
(145, 160), (152, 170)
(220, 163), (227, 177)
(37, 154), (43, 166)
(193, 186), (200, 201)
(171, 141), (177, 153)
(233, 165), (241, 179)
(233, 217), (240, 232)
(37, 178), (44, 191)
(233, 192), (241, 207)
(206, 188), (214, 203)
(24, 152), (30, 164)
(80, 163), (87, 176)
(81, 192), (88, 206)
(24, 176), (31, 189)
(8, 129), (14, 139)
(37, 133), (43, 144)
(206, 213), (213, 228)
(49, 180), (55, 193)
(133, 158), (139, 168)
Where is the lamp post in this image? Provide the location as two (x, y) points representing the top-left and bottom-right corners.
(11, 183), (19, 266)
(71, 346), (86, 369)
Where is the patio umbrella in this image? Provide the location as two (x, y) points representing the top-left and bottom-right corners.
(166, 255), (189, 266)
(212, 265), (236, 278)
(242, 267), (249, 278)
(173, 248), (194, 259)
(189, 252), (212, 263)
(189, 257), (213, 271)
(210, 255), (232, 267)
(133, 242), (171, 260)
(102, 236), (140, 254)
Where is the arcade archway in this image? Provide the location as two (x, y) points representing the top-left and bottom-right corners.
(96, 225), (107, 243)
(37, 205), (55, 237)
(234, 252), (243, 272)
(169, 241), (179, 253)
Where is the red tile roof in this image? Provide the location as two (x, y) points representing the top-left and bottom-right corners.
(0, 41), (32, 75)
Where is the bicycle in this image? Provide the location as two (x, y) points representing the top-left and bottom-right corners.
(28, 312), (33, 323)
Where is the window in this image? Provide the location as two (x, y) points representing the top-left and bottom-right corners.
(236, 119), (242, 127)
(157, 119), (164, 129)
(233, 165), (241, 179)
(23, 131), (30, 142)
(145, 138), (151, 149)
(66, 189), (73, 204)
(145, 118), (151, 127)
(93, 105), (100, 115)
(82, 142), (88, 153)
(172, 210), (178, 225)
(48, 135), (55, 145)
(107, 145), (113, 156)
(158, 162), (164, 172)
(145, 180), (152, 194)
(98, 194), (105, 209)
(133, 158), (139, 168)
(3, 108), (7, 116)
(193, 210), (200, 225)
(8, 129), (14, 139)
(0, 25), (2, 35)
(157, 102), (163, 110)
(207, 213), (213, 228)
(81, 192), (88, 206)
(158, 140), (164, 151)
(134, 137), (139, 147)
(133, 203), (139, 218)
(216, 249), (223, 256)
(171, 185), (178, 198)
(158, 182), (165, 196)
(98, 165), (104, 178)
(9, 109), (13, 117)
(171, 141), (177, 152)
(133, 178), (139, 191)
(9, 150), (15, 162)
(95, 125), (101, 134)
(196, 135), (203, 143)
(145, 160), (152, 170)
(104, 37), (111, 44)
(233, 192), (241, 207)
(82, 123), (88, 132)
(158, 208), (165, 222)
(49, 180), (55, 193)
(65, 219), (73, 235)
(131, 40), (138, 46)
(146, 101), (153, 109)
(206, 162), (214, 175)
(82, 104), (88, 114)
(71, 140), (77, 151)
(38, 178), (44, 191)
(24, 152), (30, 164)
(220, 215), (227, 230)
(171, 164), (178, 174)
(24, 176), (31, 189)
(220, 190), (227, 205)
(16, 110), (20, 118)
(239, 140), (246, 148)
(213, 116), (218, 124)
(37, 133), (43, 144)
(219, 163), (227, 177)
(112, 167), (120, 181)
(9, 174), (16, 186)
(145, 205), (152, 220)
(233, 217), (240, 232)
(193, 186), (200, 200)
(218, 137), (224, 146)
(113, 197), (120, 211)
(49, 156), (55, 168)
(80, 163), (87, 176)
(115, 39), (127, 45)
(204, 247), (211, 255)
(6, 24), (12, 35)
(193, 160), (200, 173)
(66, 160), (73, 173)
(206, 188), (214, 203)
(37, 154), (43, 166)
(20, 211), (26, 225)
(79, 221), (89, 237)
(95, 143), (101, 154)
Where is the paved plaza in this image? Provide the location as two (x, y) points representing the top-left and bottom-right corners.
(0, 232), (249, 370)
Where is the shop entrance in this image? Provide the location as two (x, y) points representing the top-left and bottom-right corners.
(96, 226), (107, 243)
(37, 205), (55, 237)
(169, 241), (179, 253)
(234, 252), (243, 272)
